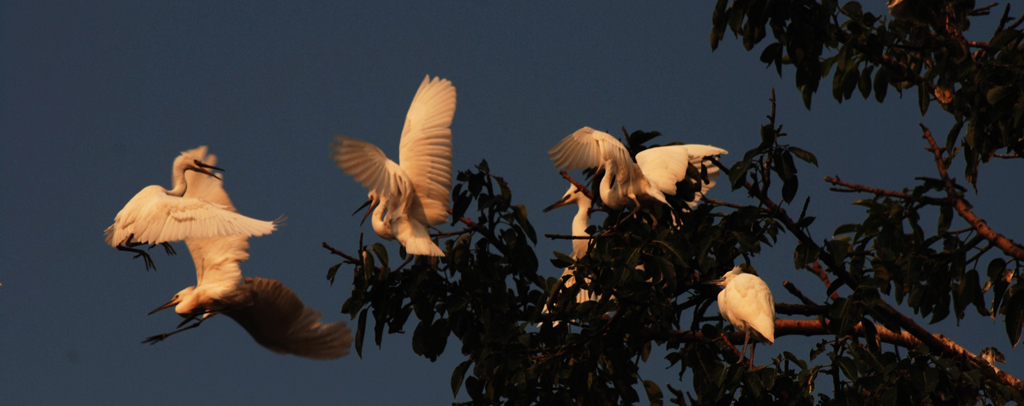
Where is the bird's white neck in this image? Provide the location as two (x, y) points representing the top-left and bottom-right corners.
(167, 156), (192, 197)
(571, 200), (591, 259)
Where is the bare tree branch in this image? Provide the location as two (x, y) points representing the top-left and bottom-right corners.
(922, 125), (1024, 261)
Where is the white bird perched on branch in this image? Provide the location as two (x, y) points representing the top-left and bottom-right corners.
(144, 147), (353, 360)
(331, 75), (456, 257)
(547, 126), (727, 212)
(543, 185), (599, 306)
(712, 265), (775, 364)
(105, 147), (279, 270)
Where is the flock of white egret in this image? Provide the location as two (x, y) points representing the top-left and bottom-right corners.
(105, 74), (775, 363)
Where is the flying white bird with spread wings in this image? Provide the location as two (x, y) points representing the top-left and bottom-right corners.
(144, 147), (353, 360)
(105, 147), (278, 270)
(331, 75), (456, 257)
(713, 265), (775, 365)
(548, 126), (727, 212)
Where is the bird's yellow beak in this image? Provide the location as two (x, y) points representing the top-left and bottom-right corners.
(148, 298), (181, 315)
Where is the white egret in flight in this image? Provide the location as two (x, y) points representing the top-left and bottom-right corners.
(712, 265), (775, 364)
(144, 148), (353, 360)
(547, 126), (728, 212)
(105, 147), (278, 270)
(331, 75), (456, 257)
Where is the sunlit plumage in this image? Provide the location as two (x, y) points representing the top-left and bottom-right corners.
(331, 75), (456, 256)
(547, 126), (728, 211)
(146, 148), (353, 360)
(714, 265), (775, 363)
(543, 185), (597, 304)
(105, 147), (278, 269)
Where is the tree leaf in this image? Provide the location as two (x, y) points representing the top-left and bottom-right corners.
(355, 308), (368, 358)
(326, 263), (341, 286)
(643, 380), (663, 406)
(873, 68), (888, 102)
(451, 360), (472, 397)
(788, 146), (818, 166)
(1005, 287), (1024, 347)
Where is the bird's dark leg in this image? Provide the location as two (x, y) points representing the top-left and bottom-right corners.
(116, 244), (156, 271)
(142, 319), (205, 345)
(156, 242), (176, 256)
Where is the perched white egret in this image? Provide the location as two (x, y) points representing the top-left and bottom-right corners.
(547, 126), (728, 211)
(713, 265), (775, 364)
(331, 75), (456, 257)
(105, 147), (278, 270)
(145, 148), (353, 360)
(543, 185), (598, 305)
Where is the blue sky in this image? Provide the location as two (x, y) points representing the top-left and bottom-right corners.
(3, 1), (1022, 404)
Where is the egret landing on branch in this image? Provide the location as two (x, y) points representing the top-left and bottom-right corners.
(547, 126), (728, 216)
(144, 148), (351, 360)
(331, 75), (456, 257)
(104, 147), (278, 270)
(712, 265), (775, 365)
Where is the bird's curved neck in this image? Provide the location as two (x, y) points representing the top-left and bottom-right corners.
(570, 200), (591, 259)
(168, 158), (191, 197)
(371, 200), (395, 239)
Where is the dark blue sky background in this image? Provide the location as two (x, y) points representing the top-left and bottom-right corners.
(3, 1), (1022, 404)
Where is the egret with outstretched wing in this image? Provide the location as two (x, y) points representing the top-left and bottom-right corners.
(105, 147), (278, 270)
(331, 75), (456, 256)
(145, 148), (352, 360)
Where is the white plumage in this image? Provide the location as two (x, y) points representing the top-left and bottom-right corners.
(547, 127), (727, 211)
(714, 265), (775, 363)
(146, 147), (353, 360)
(105, 146), (278, 269)
(543, 185), (598, 305)
(331, 75), (456, 256)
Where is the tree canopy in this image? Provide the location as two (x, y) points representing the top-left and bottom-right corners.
(325, 1), (1024, 404)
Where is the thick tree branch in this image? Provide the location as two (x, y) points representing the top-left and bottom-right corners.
(662, 317), (1022, 391)
(922, 125), (1024, 261)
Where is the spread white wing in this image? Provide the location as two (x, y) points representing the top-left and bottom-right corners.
(104, 189), (277, 246)
(398, 75), (456, 226)
(548, 126), (630, 170)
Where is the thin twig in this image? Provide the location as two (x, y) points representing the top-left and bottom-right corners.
(825, 176), (952, 206)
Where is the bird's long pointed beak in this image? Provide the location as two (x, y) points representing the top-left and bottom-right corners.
(148, 298), (180, 315)
(352, 198), (372, 217)
(358, 198), (379, 226)
(190, 160), (224, 180)
(543, 194), (573, 212)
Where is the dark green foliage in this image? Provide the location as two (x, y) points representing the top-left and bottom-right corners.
(713, 0), (1024, 186)
(321, 2), (1024, 404)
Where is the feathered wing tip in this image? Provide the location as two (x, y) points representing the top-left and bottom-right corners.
(547, 126), (621, 170)
(227, 277), (354, 360)
(401, 235), (445, 257)
(330, 136), (394, 196)
(399, 75), (456, 227)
